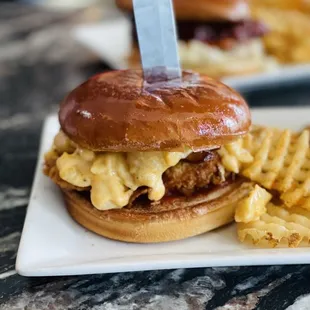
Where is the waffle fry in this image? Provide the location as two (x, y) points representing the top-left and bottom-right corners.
(220, 122), (310, 247)
(242, 128), (293, 189)
(219, 128), (310, 210)
(251, 7), (310, 63)
(235, 185), (272, 223)
(250, 0), (310, 12)
(250, 0), (307, 11)
(238, 202), (310, 247)
(243, 129), (310, 209)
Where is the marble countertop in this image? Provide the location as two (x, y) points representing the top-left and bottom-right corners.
(1, 3), (310, 310)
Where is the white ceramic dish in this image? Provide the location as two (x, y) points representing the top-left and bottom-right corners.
(16, 107), (310, 276)
(72, 17), (310, 92)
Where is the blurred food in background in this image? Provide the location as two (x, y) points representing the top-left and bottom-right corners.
(250, 1), (310, 64)
(250, 0), (310, 12)
(116, 0), (277, 78)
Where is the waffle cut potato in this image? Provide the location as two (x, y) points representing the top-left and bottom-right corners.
(238, 202), (310, 247)
(220, 126), (310, 247)
(251, 7), (310, 63)
(219, 127), (310, 210)
(250, 0), (310, 11)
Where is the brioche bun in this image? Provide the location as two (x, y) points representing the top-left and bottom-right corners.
(63, 179), (252, 243)
(116, 0), (250, 21)
(59, 69), (250, 152)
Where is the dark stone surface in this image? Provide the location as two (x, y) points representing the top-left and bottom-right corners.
(1, 2), (310, 310)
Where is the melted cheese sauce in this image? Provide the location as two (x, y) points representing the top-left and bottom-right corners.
(54, 131), (190, 210)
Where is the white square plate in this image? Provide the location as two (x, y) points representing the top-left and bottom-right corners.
(72, 17), (310, 92)
(16, 108), (310, 276)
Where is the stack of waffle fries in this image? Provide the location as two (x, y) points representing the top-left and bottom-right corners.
(250, 1), (310, 64)
(250, 0), (310, 11)
(218, 126), (310, 247)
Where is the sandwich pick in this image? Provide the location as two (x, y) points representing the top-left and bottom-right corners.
(133, 0), (181, 81)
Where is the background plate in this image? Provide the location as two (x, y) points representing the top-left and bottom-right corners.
(72, 17), (310, 92)
(16, 108), (310, 276)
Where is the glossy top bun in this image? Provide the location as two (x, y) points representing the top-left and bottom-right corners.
(116, 0), (250, 21)
(59, 69), (251, 152)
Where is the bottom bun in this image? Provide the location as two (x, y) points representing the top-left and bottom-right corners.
(62, 179), (253, 243)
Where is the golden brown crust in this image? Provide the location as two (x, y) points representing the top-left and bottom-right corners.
(163, 152), (227, 196)
(116, 0), (250, 21)
(62, 179), (253, 243)
(59, 69), (251, 152)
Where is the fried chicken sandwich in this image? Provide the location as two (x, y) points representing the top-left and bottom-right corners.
(44, 69), (252, 243)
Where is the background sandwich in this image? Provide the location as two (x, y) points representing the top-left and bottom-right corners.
(117, 0), (277, 78)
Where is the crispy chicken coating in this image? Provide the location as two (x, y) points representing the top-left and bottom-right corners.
(163, 151), (227, 196)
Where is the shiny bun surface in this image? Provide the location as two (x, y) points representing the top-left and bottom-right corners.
(59, 69), (250, 151)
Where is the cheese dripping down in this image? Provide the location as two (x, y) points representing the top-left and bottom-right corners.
(54, 131), (191, 210)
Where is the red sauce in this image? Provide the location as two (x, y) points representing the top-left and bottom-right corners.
(131, 16), (268, 49)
